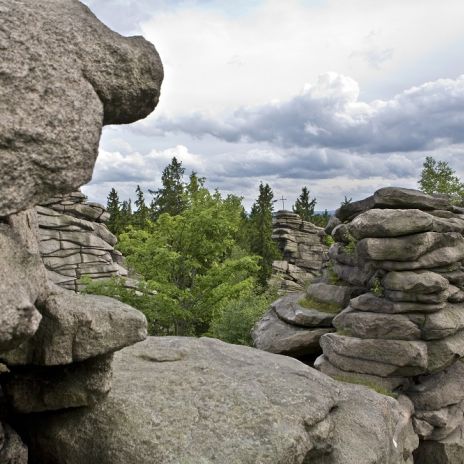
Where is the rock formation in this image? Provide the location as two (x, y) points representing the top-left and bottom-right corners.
(0, 1), (425, 462)
(37, 192), (128, 291)
(0, 0), (163, 461)
(313, 187), (464, 463)
(271, 210), (329, 291)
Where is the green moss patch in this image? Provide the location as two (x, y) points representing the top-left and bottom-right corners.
(333, 374), (398, 398)
(298, 297), (342, 314)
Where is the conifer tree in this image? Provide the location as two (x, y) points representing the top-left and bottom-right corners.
(293, 186), (317, 221)
(106, 188), (121, 234)
(133, 185), (149, 229)
(120, 199), (133, 230)
(248, 182), (280, 287)
(150, 157), (187, 219)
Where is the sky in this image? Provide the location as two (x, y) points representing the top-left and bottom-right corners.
(81, 0), (464, 211)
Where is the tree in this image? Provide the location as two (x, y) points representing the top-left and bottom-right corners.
(120, 199), (133, 230)
(106, 188), (121, 234)
(419, 156), (464, 200)
(117, 187), (260, 336)
(293, 186), (317, 221)
(133, 185), (150, 229)
(150, 157), (187, 219)
(248, 183), (281, 287)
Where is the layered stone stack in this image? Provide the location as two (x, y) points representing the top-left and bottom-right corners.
(271, 210), (329, 291)
(314, 187), (464, 463)
(37, 192), (128, 291)
(0, 0), (163, 461)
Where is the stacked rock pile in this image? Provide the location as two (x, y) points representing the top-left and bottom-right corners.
(271, 210), (329, 291)
(37, 192), (128, 291)
(252, 281), (363, 359)
(314, 187), (464, 462)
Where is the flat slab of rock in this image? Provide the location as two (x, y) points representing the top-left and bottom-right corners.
(334, 304), (464, 341)
(2, 354), (113, 413)
(373, 187), (450, 210)
(252, 309), (333, 356)
(307, 282), (353, 308)
(273, 293), (334, 328)
(349, 209), (433, 239)
(322, 332), (464, 376)
(357, 232), (464, 264)
(383, 271), (449, 294)
(321, 333), (428, 370)
(333, 307), (422, 340)
(24, 337), (417, 464)
(351, 293), (445, 314)
(0, 289), (147, 366)
(314, 354), (410, 391)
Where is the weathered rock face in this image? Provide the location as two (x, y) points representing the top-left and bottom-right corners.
(271, 211), (329, 291)
(316, 186), (464, 462)
(23, 337), (418, 464)
(0, 0), (163, 217)
(252, 291), (338, 358)
(37, 192), (128, 291)
(0, 0), (163, 461)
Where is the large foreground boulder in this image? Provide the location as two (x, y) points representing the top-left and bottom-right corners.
(24, 337), (418, 464)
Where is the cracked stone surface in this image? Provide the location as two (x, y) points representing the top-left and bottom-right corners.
(0, 0), (163, 216)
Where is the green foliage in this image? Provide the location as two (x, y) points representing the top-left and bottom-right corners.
(327, 262), (340, 285)
(116, 186), (261, 335)
(149, 157), (187, 220)
(311, 210), (330, 227)
(419, 156), (464, 201)
(106, 188), (121, 235)
(298, 296), (342, 314)
(79, 276), (172, 335)
(344, 233), (357, 255)
(293, 186), (317, 221)
(323, 234), (335, 247)
(248, 182), (281, 287)
(341, 196), (352, 206)
(371, 277), (384, 297)
(208, 288), (277, 346)
(333, 374), (398, 398)
(133, 185), (150, 229)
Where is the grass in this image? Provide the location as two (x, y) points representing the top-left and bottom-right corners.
(333, 374), (398, 398)
(336, 328), (352, 336)
(298, 296), (342, 314)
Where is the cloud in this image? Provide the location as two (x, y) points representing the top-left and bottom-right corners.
(150, 73), (464, 154)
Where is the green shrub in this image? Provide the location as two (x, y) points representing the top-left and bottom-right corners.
(208, 289), (277, 346)
(371, 277), (384, 297)
(344, 233), (357, 255)
(323, 234), (335, 247)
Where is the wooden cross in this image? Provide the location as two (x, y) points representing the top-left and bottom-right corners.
(279, 195), (287, 210)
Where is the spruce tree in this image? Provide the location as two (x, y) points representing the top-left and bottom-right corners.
(292, 186), (317, 221)
(106, 188), (121, 234)
(133, 185), (149, 229)
(248, 183), (280, 287)
(120, 199), (133, 230)
(149, 157), (187, 219)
